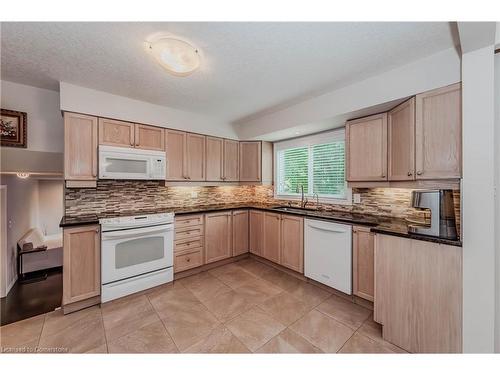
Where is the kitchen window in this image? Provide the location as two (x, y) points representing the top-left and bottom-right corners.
(274, 128), (351, 204)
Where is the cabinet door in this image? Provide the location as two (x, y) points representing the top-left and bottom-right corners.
(415, 83), (462, 179)
(186, 133), (206, 181)
(135, 124), (165, 151)
(64, 112), (98, 181)
(165, 130), (186, 180)
(224, 139), (239, 181)
(205, 136), (224, 181)
(263, 212), (281, 264)
(388, 98), (415, 181)
(352, 226), (374, 301)
(249, 210), (264, 256)
(205, 212), (232, 264)
(232, 210), (249, 256)
(374, 234), (462, 353)
(63, 225), (100, 305)
(346, 113), (388, 181)
(280, 215), (303, 273)
(239, 141), (261, 182)
(98, 118), (135, 147)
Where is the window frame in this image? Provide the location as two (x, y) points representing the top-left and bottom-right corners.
(273, 128), (352, 205)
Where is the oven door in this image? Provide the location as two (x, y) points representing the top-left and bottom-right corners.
(101, 224), (173, 284)
(99, 151), (152, 180)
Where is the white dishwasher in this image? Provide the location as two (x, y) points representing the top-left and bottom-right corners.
(304, 219), (352, 294)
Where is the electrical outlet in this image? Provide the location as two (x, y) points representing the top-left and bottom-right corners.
(190, 191), (198, 198)
(353, 193), (361, 204)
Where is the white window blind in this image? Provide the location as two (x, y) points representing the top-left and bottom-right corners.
(275, 129), (347, 200)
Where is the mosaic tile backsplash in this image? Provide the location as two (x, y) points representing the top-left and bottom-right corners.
(64, 180), (460, 229)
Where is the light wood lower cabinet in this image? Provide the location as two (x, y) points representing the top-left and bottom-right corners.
(352, 226), (374, 301)
(63, 225), (100, 306)
(249, 210), (264, 256)
(280, 215), (304, 273)
(263, 212), (281, 264)
(174, 214), (204, 272)
(64, 112), (98, 185)
(232, 210), (249, 256)
(374, 234), (462, 353)
(205, 211), (232, 264)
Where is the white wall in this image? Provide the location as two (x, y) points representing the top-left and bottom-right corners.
(38, 180), (63, 236)
(60, 82), (238, 139)
(461, 45), (496, 353)
(0, 176), (63, 296)
(0, 80), (63, 152)
(495, 52), (500, 353)
(234, 48), (461, 140)
(0, 175), (39, 293)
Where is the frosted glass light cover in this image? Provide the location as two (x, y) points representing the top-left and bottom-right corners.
(148, 38), (200, 76)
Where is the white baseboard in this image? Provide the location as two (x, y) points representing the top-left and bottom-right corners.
(3, 275), (18, 297)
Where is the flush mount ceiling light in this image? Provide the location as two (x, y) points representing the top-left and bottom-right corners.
(16, 172), (30, 179)
(145, 37), (200, 77)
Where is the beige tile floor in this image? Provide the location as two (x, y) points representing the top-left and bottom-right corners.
(0, 258), (407, 354)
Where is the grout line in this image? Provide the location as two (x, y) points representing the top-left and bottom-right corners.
(35, 313), (47, 350)
(99, 307), (109, 354)
(145, 291), (181, 353)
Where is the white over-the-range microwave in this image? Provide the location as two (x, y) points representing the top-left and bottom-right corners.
(99, 145), (166, 180)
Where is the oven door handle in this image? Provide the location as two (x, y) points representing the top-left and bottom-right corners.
(102, 224), (173, 240)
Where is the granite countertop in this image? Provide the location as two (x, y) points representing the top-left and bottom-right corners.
(60, 202), (462, 247)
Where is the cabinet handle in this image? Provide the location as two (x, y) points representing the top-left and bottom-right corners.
(382, 174), (386, 178)
(417, 171), (422, 175)
(130, 142), (134, 146)
(186, 257), (191, 262)
(407, 171), (413, 176)
(95, 229), (100, 233)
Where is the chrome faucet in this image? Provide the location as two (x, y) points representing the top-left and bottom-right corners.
(313, 193), (319, 207)
(300, 185), (308, 208)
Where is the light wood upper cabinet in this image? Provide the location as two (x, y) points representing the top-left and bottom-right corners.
(64, 112), (98, 182)
(223, 139), (239, 181)
(186, 133), (206, 181)
(205, 136), (224, 181)
(415, 83), (462, 179)
(374, 234), (462, 353)
(135, 124), (165, 151)
(280, 215), (304, 273)
(388, 98), (415, 181)
(165, 129), (186, 180)
(98, 118), (135, 148)
(249, 210), (264, 256)
(352, 226), (374, 302)
(63, 224), (100, 306)
(239, 141), (262, 182)
(205, 211), (232, 264)
(232, 210), (249, 256)
(346, 113), (388, 181)
(263, 212), (281, 264)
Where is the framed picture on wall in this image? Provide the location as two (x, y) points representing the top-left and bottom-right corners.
(1, 108), (27, 148)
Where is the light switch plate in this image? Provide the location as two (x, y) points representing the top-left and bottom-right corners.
(190, 191), (198, 198)
(353, 193), (361, 204)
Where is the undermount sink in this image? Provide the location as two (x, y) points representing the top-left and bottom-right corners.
(273, 206), (320, 213)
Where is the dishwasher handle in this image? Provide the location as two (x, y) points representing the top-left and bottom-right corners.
(306, 223), (349, 233)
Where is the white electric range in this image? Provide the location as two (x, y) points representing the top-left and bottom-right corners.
(99, 212), (174, 302)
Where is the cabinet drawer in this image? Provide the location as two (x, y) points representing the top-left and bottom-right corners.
(174, 248), (203, 272)
(175, 237), (204, 253)
(175, 214), (204, 228)
(175, 225), (204, 240)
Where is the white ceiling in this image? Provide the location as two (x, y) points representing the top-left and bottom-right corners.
(1, 22), (456, 123)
